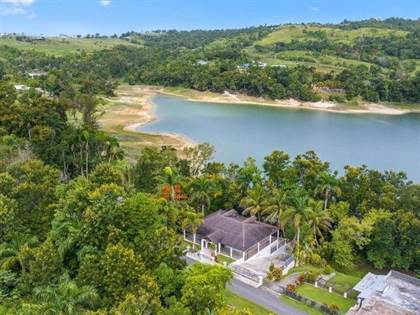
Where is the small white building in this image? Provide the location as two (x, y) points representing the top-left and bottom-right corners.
(27, 70), (47, 78)
(196, 60), (209, 66)
(14, 84), (30, 93)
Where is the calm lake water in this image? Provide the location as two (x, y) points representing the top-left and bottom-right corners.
(140, 95), (420, 182)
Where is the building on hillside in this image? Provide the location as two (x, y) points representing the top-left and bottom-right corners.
(348, 270), (420, 315)
(14, 84), (30, 93)
(27, 70), (47, 78)
(183, 210), (291, 263)
(196, 60), (209, 66)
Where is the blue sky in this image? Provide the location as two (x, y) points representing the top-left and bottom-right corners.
(0, 0), (419, 36)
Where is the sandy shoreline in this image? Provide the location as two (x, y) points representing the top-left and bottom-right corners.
(101, 84), (418, 154)
(103, 86), (195, 149)
(158, 88), (412, 115)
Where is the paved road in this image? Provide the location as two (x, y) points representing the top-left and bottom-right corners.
(185, 256), (306, 315)
(228, 278), (307, 315)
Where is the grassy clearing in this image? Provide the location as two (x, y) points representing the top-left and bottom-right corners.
(326, 272), (363, 293)
(0, 38), (138, 55)
(257, 25), (407, 46)
(296, 284), (356, 313)
(286, 263), (365, 294)
(225, 290), (271, 315)
(279, 295), (324, 315)
(246, 47), (375, 73)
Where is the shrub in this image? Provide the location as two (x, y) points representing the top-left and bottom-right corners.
(306, 270), (321, 283)
(297, 274), (305, 284)
(323, 265), (334, 275)
(309, 253), (323, 266)
(267, 265), (283, 281)
(286, 284), (296, 292)
(329, 304), (340, 312)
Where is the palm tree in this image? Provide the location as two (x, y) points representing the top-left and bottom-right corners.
(315, 172), (342, 210)
(159, 166), (181, 201)
(281, 191), (311, 266)
(182, 212), (203, 250)
(306, 199), (333, 245)
(189, 176), (213, 216)
(0, 233), (38, 276)
(263, 189), (288, 235)
(240, 184), (267, 221)
(21, 277), (98, 314)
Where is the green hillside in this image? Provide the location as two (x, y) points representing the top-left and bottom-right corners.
(0, 37), (139, 55)
(256, 25), (408, 46)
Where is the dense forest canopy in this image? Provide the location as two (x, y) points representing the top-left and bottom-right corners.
(0, 18), (419, 314)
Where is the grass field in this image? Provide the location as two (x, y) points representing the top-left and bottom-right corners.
(286, 263), (368, 294)
(296, 284), (356, 313)
(0, 37), (138, 55)
(256, 25), (407, 46)
(225, 290), (272, 315)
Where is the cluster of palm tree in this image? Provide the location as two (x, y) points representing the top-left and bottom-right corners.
(240, 174), (340, 265)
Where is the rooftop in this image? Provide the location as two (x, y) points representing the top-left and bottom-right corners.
(197, 210), (277, 251)
(350, 270), (420, 315)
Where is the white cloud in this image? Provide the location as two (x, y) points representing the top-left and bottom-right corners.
(100, 0), (111, 6)
(0, 6), (26, 15)
(0, 0), (35, 5)
(310, 7), (320, 12)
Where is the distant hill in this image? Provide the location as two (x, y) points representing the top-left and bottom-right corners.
(0, 36), (139, 55)
(1, 18), (419, 104)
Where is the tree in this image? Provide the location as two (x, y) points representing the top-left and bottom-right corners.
(263, 189), (288, 234)
(0, 233), (38, 276)
(306, 199), (333, 245)
(281, 190), (311, 265)
(181, 264), (232, 314)
(20, 277), (98, 315)
(181, 211), (203, 250)
(240, 184), (267, 221)
(183, 143), (214, 177)
(159, 166), (182, 201)
(100, 243), (159, 305)
(326, 216), (371, 269)
(263, 150), (290, 188)
(134, 147), (178, 193)
(111, 289), (162, 315)
(189, 176), (213, 215)
(315, 172), (342, 210)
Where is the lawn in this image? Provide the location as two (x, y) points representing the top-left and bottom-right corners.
(225, 290), (271, 315)
(216, 254), (236, 265)
(296, 284), (356, 313)
(326, 272), (363, 294)
(280, 295), (324, 315)
(286, 264), (365, 294)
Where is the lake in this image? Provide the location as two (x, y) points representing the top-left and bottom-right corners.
(140, 95), (420, 182)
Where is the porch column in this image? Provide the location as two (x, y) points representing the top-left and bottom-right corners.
(217, 243), (221, 254)
(230, 247), (233, 258)
(269, 234), (272, 245)
(201, 238), (205, 249)
(257, 242), (260, 253)
(242, 251), (246, 261)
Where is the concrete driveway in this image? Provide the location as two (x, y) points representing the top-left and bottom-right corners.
(185, 256), (307, 315)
